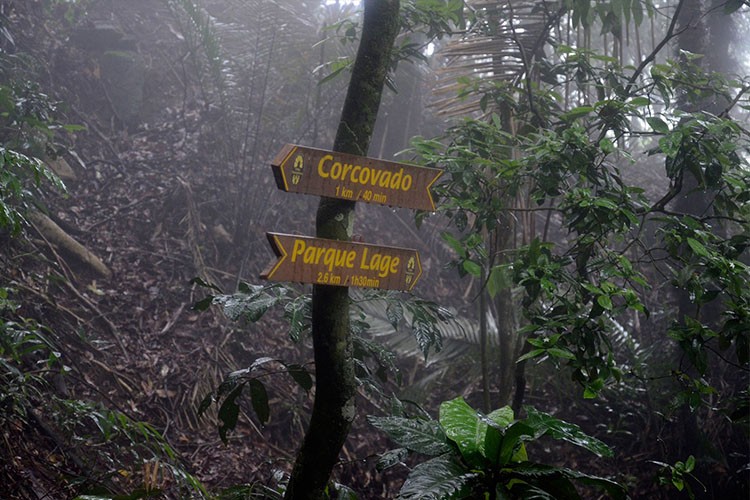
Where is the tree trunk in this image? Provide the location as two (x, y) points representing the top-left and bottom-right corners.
(283, 1), (400, 498)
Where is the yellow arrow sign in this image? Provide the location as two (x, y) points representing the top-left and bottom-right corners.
(261, 233), (422, 291)
(271, 144), (442, 211)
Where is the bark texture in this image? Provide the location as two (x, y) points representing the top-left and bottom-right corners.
(283, 1), (400, 498)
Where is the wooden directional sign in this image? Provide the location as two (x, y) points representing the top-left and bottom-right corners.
(271, 144), (443, 211)
(261, 233), (422, 291)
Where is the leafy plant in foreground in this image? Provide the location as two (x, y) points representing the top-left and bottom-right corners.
(370, 397), (625, 499)
(192, 281), (454, 442)
(651, 455), (706, 499)
(197, 356), (313, 444)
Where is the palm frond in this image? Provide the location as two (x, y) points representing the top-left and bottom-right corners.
(432, 0), (562, 117)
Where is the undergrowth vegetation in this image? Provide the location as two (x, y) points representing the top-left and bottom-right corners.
(1, 0), (748, 498)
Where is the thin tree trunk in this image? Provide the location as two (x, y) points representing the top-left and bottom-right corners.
(283, 1), (400, 498)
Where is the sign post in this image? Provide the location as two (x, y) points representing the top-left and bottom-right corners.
(271, 143), (442, 211)
(261, 232), (422, 291)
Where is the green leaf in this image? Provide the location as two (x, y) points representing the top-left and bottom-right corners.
(197, 393), (213, 417)
(684, 455), (696, 472)
(248, 379), (269, 424)
(218, 386), (242, 444)
(386, 301), (404, 329)
(596, 295), (613, 310)
(191, 295), (214, 311)
(507, 463), (626, 500)
(487, 406), (514, 428)
(285, 363), (312, 392)
(413, 319), (439, 358)
(398, 454), (478, 499)
(599, 137), (615, 154)
(439, 397), (483, 464)
(441, 231), (467, 258)
(499, 421), (535, 465)
(548, 347), (577, 360)
(524, 407), (614, 457)
(487, 265), (510, 298)
(561, 106), (595, 121)
(214, 290), (279, 322)
(461, 259), (482, 277)
(629, 96), (650, 107)
(646, 116), (670, 134)
(518, 348), (547, 362)
(284, 296), (309, 342)
(686, 237), (709, 257)
(318, 57), (353, 85)
(376, 447), (409, 471)
(583, 386), (598, 399)
(368, 416), (452, 456)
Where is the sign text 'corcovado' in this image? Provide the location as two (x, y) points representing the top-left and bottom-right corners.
(271, 144), (442, 211)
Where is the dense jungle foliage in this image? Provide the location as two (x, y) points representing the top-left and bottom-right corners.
(1, 0), (748, 498)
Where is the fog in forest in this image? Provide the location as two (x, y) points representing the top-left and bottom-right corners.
(1, 0), (749, 498)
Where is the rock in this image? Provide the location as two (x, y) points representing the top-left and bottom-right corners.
(45, 156), (76, 181)
(99, 50), (145, 128)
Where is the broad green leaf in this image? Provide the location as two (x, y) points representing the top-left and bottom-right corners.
(398, 454), (479, 499)
(507, 463), (626, 500)
(506, 465), (580, 499)
(483, 422), (502, 465)
(487, 406), (514, 428)
(672, 476), (685, 491)
(499, 421), (535, 465)
(439, 397), (483, 464)
(318, 57), (352, 85)
(524, 407), (613, 457)
(368, 416), (451, 456)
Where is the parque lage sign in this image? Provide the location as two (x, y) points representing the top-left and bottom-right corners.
(261, 233), (422, 291)
(271, 143), (443, 211)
